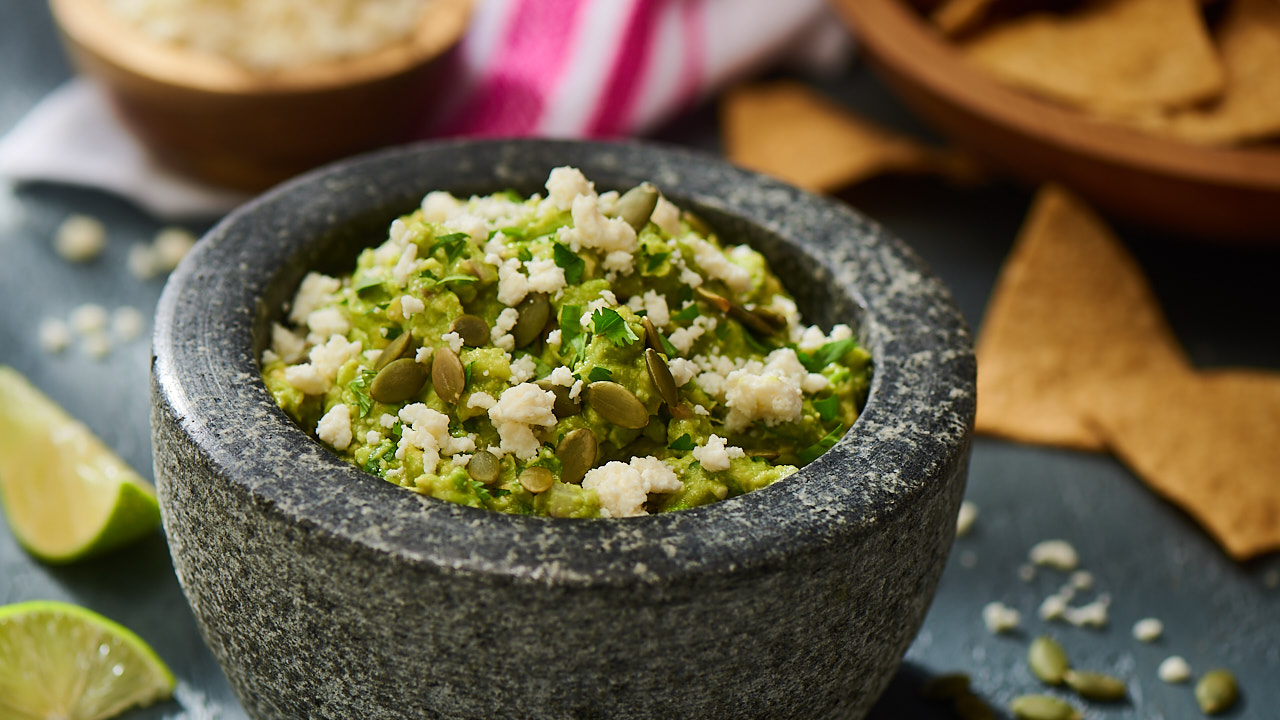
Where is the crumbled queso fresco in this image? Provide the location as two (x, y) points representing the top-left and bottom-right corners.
(262, 167), (871, 518)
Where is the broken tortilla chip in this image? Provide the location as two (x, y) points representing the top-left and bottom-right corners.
(959, 0), (1224, 117)
(975, 185), (1188, 450)
(1151, 0), (1280, 145)
(721, 81), (981, 193)
(1079, 368), (1280, 560)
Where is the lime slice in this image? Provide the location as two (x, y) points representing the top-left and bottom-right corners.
(0, 366), (160, 563)
(0, 601), (175, 720)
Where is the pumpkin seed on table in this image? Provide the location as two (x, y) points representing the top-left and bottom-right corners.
(611, 183), (658, 232)
(518, 467), (554, 494)
(1063, 669), (1126, 701)
(512, 294), (550, 349)
(1195, 669), (1239, 715)
(466, 451), (500, 485)
(585, 381), (649, 429)
(1009, 694), (1081, 720)
(1028, 636), (1070, 686)
(535, 380), (581, 418)
(373, 332), (416, 372)
(450, 314), (489, 347)
(645, 348), (680, 408)
(432, 347), (466, 404)
(369, 358), (428, 404)
(556, 428), (597, 485)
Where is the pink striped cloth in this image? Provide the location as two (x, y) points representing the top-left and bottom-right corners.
(427, 0), (849, 138)
(0, 0), (847, 217)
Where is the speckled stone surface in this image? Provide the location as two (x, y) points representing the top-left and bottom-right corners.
(149, 139), (976, 720)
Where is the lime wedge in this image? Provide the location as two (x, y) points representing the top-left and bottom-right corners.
(0, 366), (160, 563)
(0, 601), (175, 720)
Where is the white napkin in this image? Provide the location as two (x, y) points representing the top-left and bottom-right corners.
(0, 0), (850, 220)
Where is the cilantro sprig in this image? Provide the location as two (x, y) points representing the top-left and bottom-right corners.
(591, 308), (639, 347)
(427, 233), (470, 265)
(348, 370), (377, 417)
(798, 338), (856, 373)
(553, 243), (585, 285)
(669, 433), (696, 452)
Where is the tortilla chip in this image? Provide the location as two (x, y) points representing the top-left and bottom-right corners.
(721, 81), (981, 193)
(974, 185), (1188, 450)
(1080, 368), (1280, 560)
(1153, 0), (1280, 145)
(960, 0), (1225, 117)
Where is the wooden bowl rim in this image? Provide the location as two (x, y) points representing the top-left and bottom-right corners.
(49, 0), (472, 95)
(833, 0), (1280, 192)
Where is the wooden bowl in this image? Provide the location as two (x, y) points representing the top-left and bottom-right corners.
(832, 0), (1280, 242)
(49, 0), (472, 192)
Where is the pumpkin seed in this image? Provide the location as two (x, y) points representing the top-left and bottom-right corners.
(1195, 669), (1238, 715)
(432, 347), (466, 404)
(1063, 670), (1126, 701)
(752, 305), (789, 330)
(953, 694), (995, 720)
(512, 293), (550, 349)
(369, 358), (428, 404)
(467, 450), (500, 485)
(1009, 695), (1081, 720)
(694, 286), (731, 313)
(611, 183), (658, 232)
(450, 314), (489, 347)
(556, 428), (597, 485)
(641, 316), (664, 352)
(728, 302), (778, 336)
(535, 380), (582, 418)
(745, 449), (779, 459)
(518, 466), (554, 494)
(1028, 636), (1070, 686)
(645, 348), (680, 408)
(373, 331), (415, 372)
(586, 381), (649, 429)
(921, 673), (971, 700)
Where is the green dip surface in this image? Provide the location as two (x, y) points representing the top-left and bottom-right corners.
(262, 167), (871, 518)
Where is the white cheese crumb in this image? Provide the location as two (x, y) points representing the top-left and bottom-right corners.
(421, 191), (461, 222)
(288, 272), (341, 325)
(559, 194), (637, 257)
(268, 323), (306, 364)
(1038, 593), (1070, 621)
(569, 379), (584, 400)
(546, 329), (562, 347)
(391, 243), (419, 287)
(83, 332), (112, 359)
(365, 431), (383, 446)
(525, 258), (566, 295)
(545, 166), (595, 211)
(667, 357), (696, 387)
(316, 404), (352, 450)
(69, 304), (109, 334)
(688, 237), (752, 295)
(693, 404), (709, 416)
(1063, 594), (1110, 628)
(467, 392), (497, 410)
(1030, 539), (1080, 571)
(548, 366), (575, 387)
(1132, 618), (1164, 643)
(38, 318), (71, 354)
(415, 346), (432, 363)
(451, 454), (472, 467)
(152, 226), (196, 271)
(509, 355), (537, 385)
(1069, 570), (1095, 590)
(53, 214), (106, 262)
(493, 334), (515, 352)
(496, 258), (531, 306)
(722, 348), (806, 432)
(982, 602), (1021, 634)
(691, 434), (745, 472)
(641, 290), (670, 327)
(306, 307), (349, 340)
(112, 306), (146, 341)
(127, 243), (160, 279)
(441, 332), (464, 353)
(1157, 656), (1191, 684)
(582, 456), (682, 518)
(379, 413), (397, 429)
(400, 295), (425, 317)
(955, 500), (978, 537)
(487, 383), (557, 459)
(650, 195), (681, 237)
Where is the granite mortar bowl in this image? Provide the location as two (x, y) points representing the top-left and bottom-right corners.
(150, 139), (976, 720)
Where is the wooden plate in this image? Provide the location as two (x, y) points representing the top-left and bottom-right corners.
(831, 0), (1280, 242)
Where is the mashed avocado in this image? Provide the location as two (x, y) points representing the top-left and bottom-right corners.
(262, 167), (871, 518)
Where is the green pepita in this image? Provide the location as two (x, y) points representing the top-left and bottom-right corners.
(694, 286), (731, 313)
(518, 466), (554, 494)
(373, 331), (415, 372)
(467, 451), (500, 485)
(1195, 669), (1239, 715)
(645, 348), (680, 408)
(641, 316), (664, 353)
(556, 428), (597, 485)
(1063, 669), (1126, 701)
(431, 347), (466, 405)
(1009, 694), (1081, 720)
(1028, 636), (1070, 686)
(535, 380), (582, 418)
(369, 358), (428, 404)
(512, 294), (550, 349)
(727, 302), (776, 336)
(450, 314), (489, 347)
(612, 183), (659, 232)
(586, 381), (649, 429)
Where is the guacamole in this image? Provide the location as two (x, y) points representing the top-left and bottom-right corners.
(262, 167), (871, 518)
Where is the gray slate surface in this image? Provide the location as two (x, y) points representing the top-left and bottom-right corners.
(2, 2), (1279, 719)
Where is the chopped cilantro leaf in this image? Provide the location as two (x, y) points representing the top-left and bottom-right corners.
(813, 395), (840, 422)
(470, 479), (492, 503)
(798, 424), (844, 464)
(383, 326), (403, 341)
(801, 338), (856, 373)
(348, 370), (376, 417)
(742, 331), (775, 355)
(559, 304), (587, 365)
(464, 361), (475, 386)
(553, 243), (585, 285)
(646, 252), (670, 272)
(436, 275), (479, 286)
(427, 233), (469, 265)
(517, 247), (533, 262)
(354, 276), (384, 293)
(677, 286), (694, 305)
(587, 366), (613, 383)
(671, 303), (700, 323)
(669, 433), (696, 452)
(591, 308), (639, 347)
(659, 333), (679, 358)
